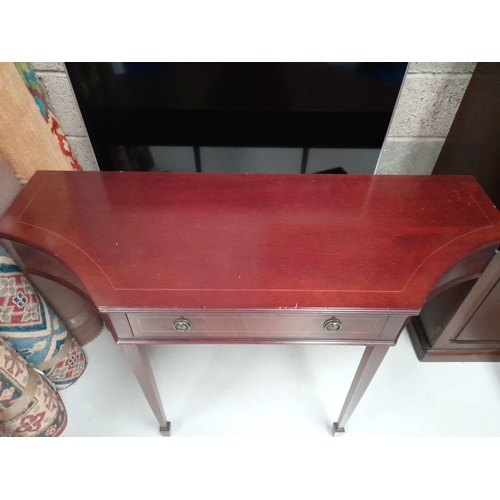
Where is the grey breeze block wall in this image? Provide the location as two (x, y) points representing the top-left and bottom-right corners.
(376, 62), (476, 175)
(32, 62), (477, 175)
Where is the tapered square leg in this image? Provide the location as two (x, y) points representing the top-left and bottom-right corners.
(122, 344), (171, 436)
(333, 345), (390, 436)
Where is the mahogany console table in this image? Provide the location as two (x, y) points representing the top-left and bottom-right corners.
(1, 171), (500, 436)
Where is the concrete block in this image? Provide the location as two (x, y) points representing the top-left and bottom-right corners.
(409, 62), (476, 74)
(31, 62), (65, 72)
(37, 73), (86, 137)
(375, 138), (445, 175)
(388, 74), (472, 138)
(67, 136), (99, 171)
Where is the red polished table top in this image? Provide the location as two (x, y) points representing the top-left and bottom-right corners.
(1, 171), (499, 312)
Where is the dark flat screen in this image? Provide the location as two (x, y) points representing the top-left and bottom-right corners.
(66, 62), (407, 174)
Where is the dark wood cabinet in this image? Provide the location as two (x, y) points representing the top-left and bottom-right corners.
(409, 63), (500, 362)
(409, 249), (500, 361)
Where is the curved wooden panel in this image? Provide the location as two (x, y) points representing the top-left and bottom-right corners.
(429, 243), (497, 297)
(6, 239), (93, 302)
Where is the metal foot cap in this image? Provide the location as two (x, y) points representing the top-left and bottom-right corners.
(160, 422), (172, 437)
(332, 422), (345, 436)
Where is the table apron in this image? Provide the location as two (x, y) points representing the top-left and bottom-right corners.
(106, 312), (408, 344)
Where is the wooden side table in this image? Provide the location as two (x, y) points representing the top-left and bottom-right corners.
(1, 171), (499, 436)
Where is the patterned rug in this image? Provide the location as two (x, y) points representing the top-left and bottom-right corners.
(0, 338), (67, 437)
(0, 246), (87, 389)
(14, 62), (81, 171)
(0, 422), (13, 436)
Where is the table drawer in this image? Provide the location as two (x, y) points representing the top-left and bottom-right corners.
(126, 312), (388, 340)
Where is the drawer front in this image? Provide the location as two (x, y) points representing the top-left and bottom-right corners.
(126, 312), (389, 341)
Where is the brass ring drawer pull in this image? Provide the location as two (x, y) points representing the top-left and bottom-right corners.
(323, 319), (342, 332)
(173, 319), (191, 332)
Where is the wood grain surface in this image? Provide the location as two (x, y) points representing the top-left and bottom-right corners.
(1, 171), (499, 312)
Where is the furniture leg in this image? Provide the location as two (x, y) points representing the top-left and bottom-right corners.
(122, 345), (171, 436)
(332, 345), (390, 436)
